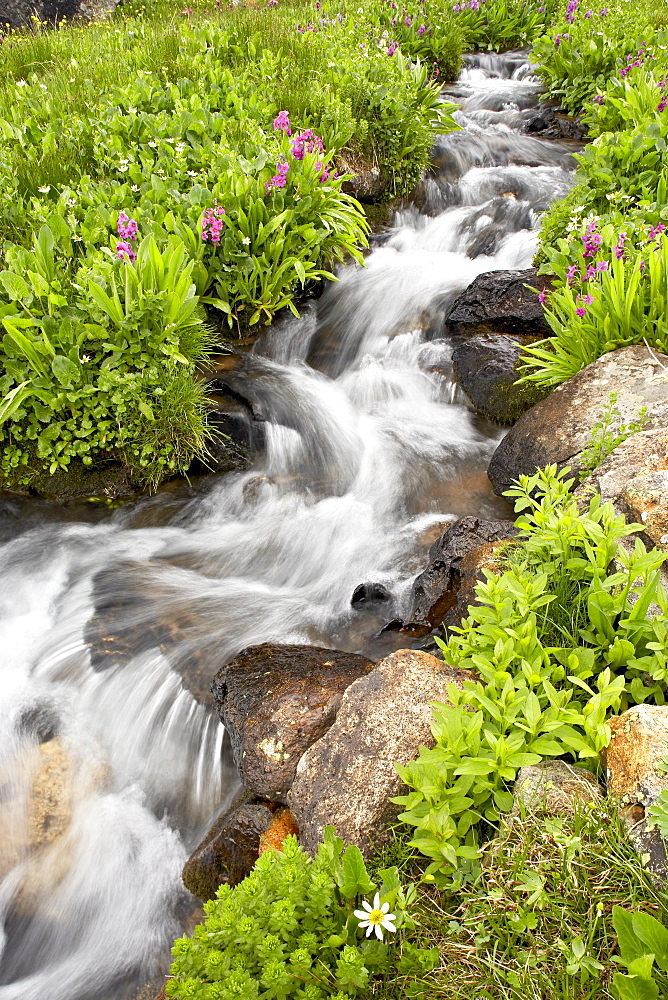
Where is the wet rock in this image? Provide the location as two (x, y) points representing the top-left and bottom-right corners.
(452, 333), (549, 424)
(84, 562), (219, 708)
(441, 535), (516, 634)
(351, 583), (391, 607)
(211, 643), (375, 801)
(605, 705), (668, 880)
(188, 398), (266, 477)
(512, 761), (601, 816)
(182, 791), (273, 900)
(444, 268), (553, 341)
(2, 460), (141, 504)
(288, 649), (473, 855)
(488, 345), (668, 496)
(259, 807), (300, 855)
(408, 516), (517, 631)
(521, 106), (587, 141)
(341, 166), (384, 203)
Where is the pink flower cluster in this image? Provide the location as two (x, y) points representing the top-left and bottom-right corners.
(116, 212), (138, 262)
(582, 221), (603, 258)
(201, 206), (226, 244)
(291, 129), (324, 160)
(116, 241), (136, 263)
(620, 44), (654, 79)
(658, 80), (667, 113)
(265, 157), (290, 192)
(274, 111), (292, 135)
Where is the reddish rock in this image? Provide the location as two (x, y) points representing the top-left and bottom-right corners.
(211, 644), (375, 801)
(259, 808), (300, 855)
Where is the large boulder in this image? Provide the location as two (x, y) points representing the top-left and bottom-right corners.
(211, 644), (375, 801)
(408, 516), (517, 631)
(182, 791), (273, 901)
(452, 333), (549, 424)
(288, 649), (473, 856)
(605, 705), (668, 880)
(444, 269), (553, 341)
(488, 345), (668, 496)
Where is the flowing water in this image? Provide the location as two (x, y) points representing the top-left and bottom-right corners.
(0, 51), (575, 999)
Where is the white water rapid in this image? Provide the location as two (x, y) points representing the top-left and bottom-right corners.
(0, 51), (575, 999)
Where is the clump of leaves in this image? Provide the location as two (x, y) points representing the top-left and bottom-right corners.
(579, 392), (648, 476)
(166, 828), (438, 999)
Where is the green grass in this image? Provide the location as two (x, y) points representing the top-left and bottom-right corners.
(366, 804), (668, 1000)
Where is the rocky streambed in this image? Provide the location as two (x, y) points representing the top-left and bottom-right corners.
(0, 49), (667, 1000)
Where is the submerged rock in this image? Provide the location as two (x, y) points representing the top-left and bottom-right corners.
(211, 643), (375, 801)
(444, 268), (552, 341)
(605, 705), (668, 880)
(351, 582), (392, 607)
(288, 649), (473, 856)
(182, 791), (273, 900)
(452, 333), (549, 424)
(488, 345), (668, 495)
(408, 516), (517, 630)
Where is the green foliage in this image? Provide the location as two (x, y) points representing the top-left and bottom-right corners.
(0, 3), (463, 486)
(166, 829), (436, 1000)
(394, 466), (668, 883)
(612, 906), (668, 999)
(579, 393), (648, 476)
(451, 0), (561, 52)
(524, 225), (668, 387)
(0, 226), (210, 485)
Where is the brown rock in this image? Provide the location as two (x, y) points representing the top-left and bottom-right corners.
(606, 705), (668, 880)
(211, 643), (375, 801)
(488, 345), (668, 496)
(259, 807), (300, 855)
(576, 428), (668, 509)
(288, 649), (474, 855)
(182, 792), (273, 900)
(512, 761), (601, 816)
(409, 516), (517, 631)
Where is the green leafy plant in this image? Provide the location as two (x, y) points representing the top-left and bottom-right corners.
(394, 466), (668, 883)
(166, 828), (437, 999)
(612, 906), (668, 999)
(579, 393), (648, 475)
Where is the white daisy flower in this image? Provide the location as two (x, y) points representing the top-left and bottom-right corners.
(353, 893), (397, 941)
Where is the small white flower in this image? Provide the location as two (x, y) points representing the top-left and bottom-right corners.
(242, 237), (251, 245)
(81, 353), (92, 362)
(186, 170), (198, 177)
(37, 185), (51, 194)
(148, 140), (157, 148)
(175, 142), (186, 154)
(17, 80), (28, 87)
(353, 893), (397, 941)
(72, 235), (83, 242)
(131, 184), (139, 191)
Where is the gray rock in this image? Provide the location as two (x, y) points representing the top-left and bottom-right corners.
(1, 0), (116, 27)
(211, 643), (375, 801)
(452, 333), (549, 424)
(488, 345), (668, 496)
(182, 791), (273, 900)
(513, 761), (601, 816)
(288, 649), (473, 856)
(444, 268), (553, 341)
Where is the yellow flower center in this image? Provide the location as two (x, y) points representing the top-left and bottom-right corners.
(368, 908), (384, 924)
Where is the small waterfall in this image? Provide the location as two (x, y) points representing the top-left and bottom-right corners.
(0, 50), (575, 999)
